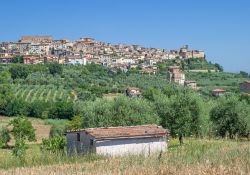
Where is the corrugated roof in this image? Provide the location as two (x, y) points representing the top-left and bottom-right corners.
(67, 125), (168, 140)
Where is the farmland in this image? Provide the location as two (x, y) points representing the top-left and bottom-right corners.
(13, 85), (76, 102)
(0, 139), (249, 175)
(0, 63), (250, 175)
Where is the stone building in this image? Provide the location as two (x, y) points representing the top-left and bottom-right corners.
(184, 80), (197, 90)
(167, 66), (185, 85)
(240, 81), (250, 94)
(20, 36), (52, 43)
(126, 87), (141, 97)
(212, 88), (226, 97)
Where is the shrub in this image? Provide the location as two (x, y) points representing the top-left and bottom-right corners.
(5, 98), (28, 116)
(48, 101), (74, 119)
(41, 136), (66, 154)
(0, 127), (11, 148)
(9, 65), (29, 79)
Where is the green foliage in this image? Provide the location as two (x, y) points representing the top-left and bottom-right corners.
(80, 97), (159, 127)
(27, 100), (48, 118)
(155, 91), (203, 137)
(210, 96), (250, 138)
(214, 63), (223, 72)
(0, 127), (11, 148)
(8, 116), (36, 159)
(49, 124), (66, 137)
(48, 63), (63, 75)
(0, 71), (11, 84)
(68, 115), (82, 129)
(8, 116), (36, 142)
(41, 136), (66, 153)
(9, 65), (29, 79)
(79, 96), (159, 128)
(6, 98), (28, 116)
(239, 71), (249, 78)
(11, 55), (24, 63)
(48, 101), (74, 119)
(142, 88), (161, 101)
(12, 139), (28, 160)
(0, 84), (14, 115)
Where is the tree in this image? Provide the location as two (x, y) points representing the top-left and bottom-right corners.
(5, 98), (28, 116)
(41, 136), (66, 154)
(11, 55), (24, 63)
(0, 71), (11, 84)
(27, 100), (48, 118)
(142, 88), (161, 101)
(80, 97), (159, 128)
(0, 127), (11, 148)
(8, 116), (36, 159)
(210, 96), (250, 139)
(0, 84), (14, 115)
(9, 65), (29, 79)
(48, 101), (74, 119)
(155, 92), (203, 145)
(214, 63), (223, 72)
(239, 71), (248, 78)
(68, 115), (82, 129)
(48, 63), (63, 75)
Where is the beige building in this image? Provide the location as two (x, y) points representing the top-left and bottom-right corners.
(126, 87), (141, 97)
(184, 80), (197, 90)
(212, 89), (226, 96)
(167, 66), (185, 85)
(20, 36), (52, 43)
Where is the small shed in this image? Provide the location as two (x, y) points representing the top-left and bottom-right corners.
(66, 125), (168, 156)
(184, 80), (197, 90)
(126, 87), (141, 97)
(212, 88), (226, 96)
(240, 80), (250, 94)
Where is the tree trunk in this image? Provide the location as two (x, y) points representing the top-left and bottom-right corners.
(179, 134), (184, 145)
(247, 132), (250, 141)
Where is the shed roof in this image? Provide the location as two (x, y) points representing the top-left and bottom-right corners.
(212, 88), (225, 92)
(67, 125), (168, 140)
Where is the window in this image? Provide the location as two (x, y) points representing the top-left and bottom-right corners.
(77, 133), (80, 141)
(90, 139), (94, 146)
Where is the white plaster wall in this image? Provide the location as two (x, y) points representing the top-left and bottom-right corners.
(95, 137), (167, 156)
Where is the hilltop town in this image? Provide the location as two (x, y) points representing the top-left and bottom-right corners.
(0, 36), (205, 71)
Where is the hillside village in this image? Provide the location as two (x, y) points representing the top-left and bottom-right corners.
(0, 36), (249, 96)
(0, 36), (205, 71)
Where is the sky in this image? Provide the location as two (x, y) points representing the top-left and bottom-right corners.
(0, 0), (249, 72)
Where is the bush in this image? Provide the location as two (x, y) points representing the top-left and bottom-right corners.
(81, 96), (160, 128)
(48, 63), (63, 76)
(0, 127), (11, 148)
(27, 101), (48, 118)
(5, 98), (28, 116)
(210, 96), (250, 138)
(41, 136), (66, 154)
(48, 101), (74, 119)
(9, 65), (29, 79)
(49, 124), (67, 137)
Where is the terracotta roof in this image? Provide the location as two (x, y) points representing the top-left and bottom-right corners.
(67, 125), (168, 140)
(212, 88), (225, 92)
(127, 87), (140, 91)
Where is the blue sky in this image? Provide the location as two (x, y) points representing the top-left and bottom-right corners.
(0, 0), (249, 72)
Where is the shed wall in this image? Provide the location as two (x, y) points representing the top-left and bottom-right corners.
(96, 137), (167, 156)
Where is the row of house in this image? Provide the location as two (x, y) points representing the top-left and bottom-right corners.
(0, 36), (206, 68)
